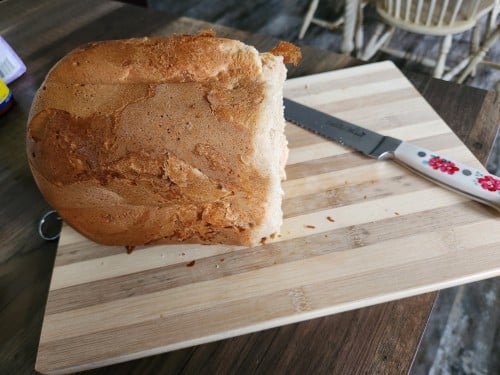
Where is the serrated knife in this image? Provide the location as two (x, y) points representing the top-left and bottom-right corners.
(284, 97), (500, 212)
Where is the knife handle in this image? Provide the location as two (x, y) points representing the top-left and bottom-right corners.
(388, 142), (500, 212)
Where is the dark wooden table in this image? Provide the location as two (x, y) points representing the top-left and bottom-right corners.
(1, 1), (498, 374)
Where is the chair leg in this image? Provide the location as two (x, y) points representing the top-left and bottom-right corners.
(299, 0), (319, 39)
(443, 56), (471, 81)
(355, 0), (364, 58)
(361, 23), (394, 61)
(434, 34), (452, 79)
(341, 0), (360, 54)
(470, 23), (482, 77)
(458, 27), (500, 84)
(488, 1), (499, 35)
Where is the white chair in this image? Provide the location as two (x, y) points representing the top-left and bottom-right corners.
(362, 0), (499, 79)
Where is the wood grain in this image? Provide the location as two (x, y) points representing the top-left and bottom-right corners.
(1, 1), (498, 374)
(35, 61), (500, 374)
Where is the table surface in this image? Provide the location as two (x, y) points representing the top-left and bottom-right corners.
(0, 0), (498, 374)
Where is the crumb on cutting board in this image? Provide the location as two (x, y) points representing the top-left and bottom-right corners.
(305, 225), (316, 229)
(326, 216), (335, 222)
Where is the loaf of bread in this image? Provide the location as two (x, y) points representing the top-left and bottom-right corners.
(27, 33), (292, 247)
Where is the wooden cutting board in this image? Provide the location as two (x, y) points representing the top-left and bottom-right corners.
(36, 61), (500, 374)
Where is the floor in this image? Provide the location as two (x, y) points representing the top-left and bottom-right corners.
(144, 1), (500, 374)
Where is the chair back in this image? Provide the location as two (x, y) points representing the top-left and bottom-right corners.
(376, 0), (495, 34)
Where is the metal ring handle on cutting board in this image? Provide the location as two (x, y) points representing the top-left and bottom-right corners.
(38, 210), (62, 241)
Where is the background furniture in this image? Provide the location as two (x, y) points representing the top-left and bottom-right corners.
(362, 0), (499, 79)
(299, 0), (367, 55)
(0, 0), (498, 374)
(456, 23), (499, 83)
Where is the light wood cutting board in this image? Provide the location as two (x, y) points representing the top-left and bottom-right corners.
(36, 61), (500, 374)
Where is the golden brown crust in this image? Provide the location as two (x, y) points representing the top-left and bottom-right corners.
(45, 34), (264, 84)
(269, 41), (301, 65)
(27, 34), (287, 247)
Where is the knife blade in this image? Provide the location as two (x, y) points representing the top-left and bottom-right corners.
(284, 97), (500, 212)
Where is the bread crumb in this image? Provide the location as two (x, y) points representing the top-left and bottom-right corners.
(326, 216), (335, 222)
(363, 195), (367, 199)
(270, 232), (277, 239)
(126, 245), (135, 254)
(260, 237), (267, 245)
(186, 260), (196, 267)
(305, 225), (316, 229)
(220, 258), (225, 262)
(215, 264), (220, 269)
(394, 212), (400, 216)
(269, 41), (301, 65)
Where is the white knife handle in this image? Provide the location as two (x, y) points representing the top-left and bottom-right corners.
(386, 142), (500, 212)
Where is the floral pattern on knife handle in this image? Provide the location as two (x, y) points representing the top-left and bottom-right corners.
(389, 142), (500, 212)
(422, 154), (500, 192)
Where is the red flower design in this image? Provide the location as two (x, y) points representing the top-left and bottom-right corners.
(440, 162), (459, 175)
(477, 175), (500, 192)
(428, 156), (444, 170)
(428, 157), (459, 175)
